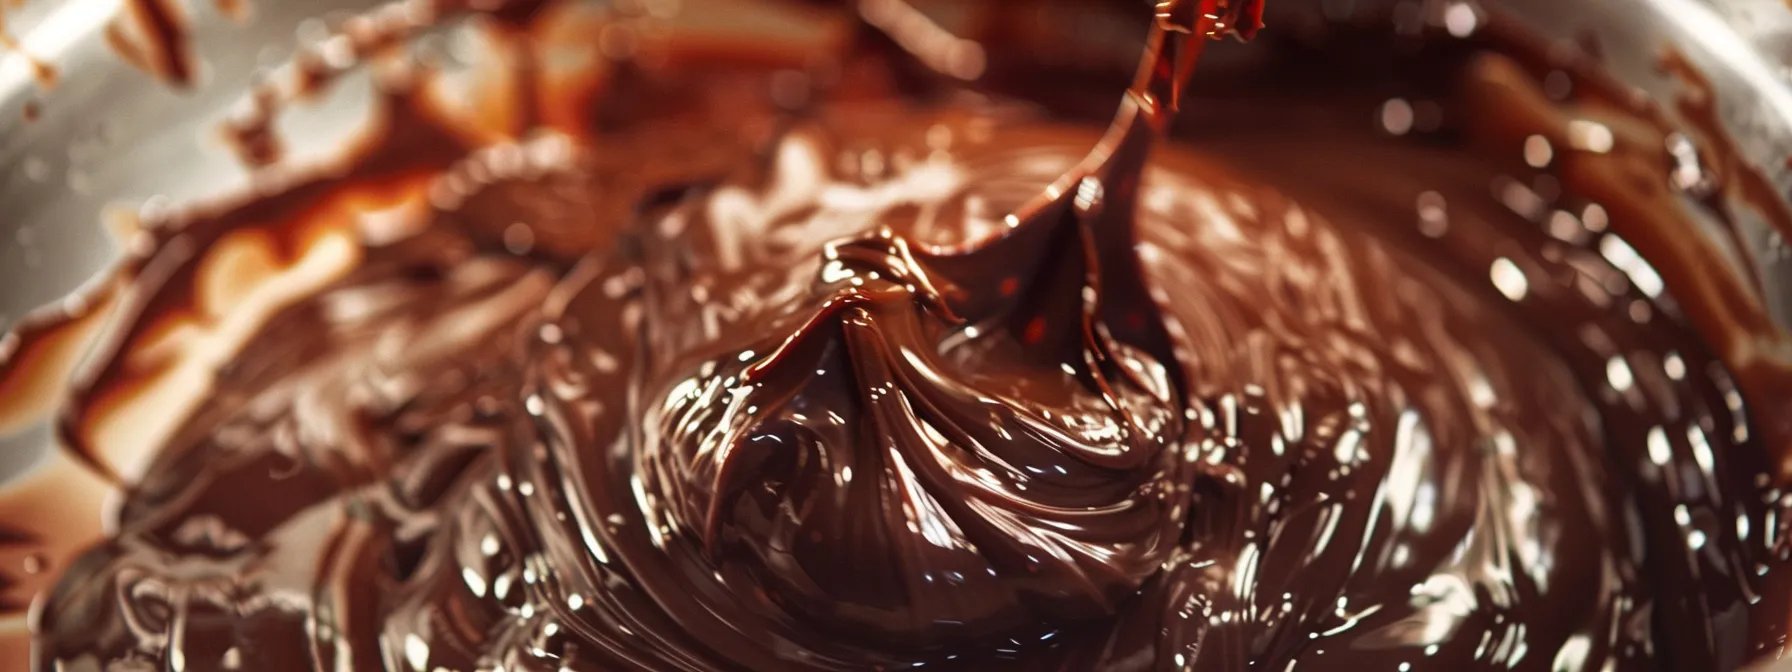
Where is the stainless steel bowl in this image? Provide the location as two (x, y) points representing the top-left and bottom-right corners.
(0, 0), (1788, 665)
(0, 0), (384, 476)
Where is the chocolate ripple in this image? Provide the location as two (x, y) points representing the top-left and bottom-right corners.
(4, 1), (1789, 671)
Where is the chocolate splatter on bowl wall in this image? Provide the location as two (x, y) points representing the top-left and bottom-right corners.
(0, 0), (1791, 670)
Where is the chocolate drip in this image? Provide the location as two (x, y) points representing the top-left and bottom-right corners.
(105, 0), (195, 86)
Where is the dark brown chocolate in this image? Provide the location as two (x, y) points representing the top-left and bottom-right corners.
(2, 0), (1789, 670)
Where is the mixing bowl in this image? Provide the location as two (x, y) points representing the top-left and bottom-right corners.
(0, 0), (1788, 667)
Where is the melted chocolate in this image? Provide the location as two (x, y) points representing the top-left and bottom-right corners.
(3, 0), (1790, 670)
(104, 0), (196, 86)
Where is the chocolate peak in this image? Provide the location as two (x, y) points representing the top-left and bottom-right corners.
(638, 218), (1187, 649)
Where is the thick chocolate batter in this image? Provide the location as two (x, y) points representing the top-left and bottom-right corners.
(3, 0), (1790, 670)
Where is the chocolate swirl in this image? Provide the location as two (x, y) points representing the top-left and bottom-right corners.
(11, 0), (1792, 670)
(635, 221), (1185, 648)
(606, 0), (1265, 649)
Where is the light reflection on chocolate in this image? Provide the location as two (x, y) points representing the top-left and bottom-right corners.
(0, 0), (1789, 670)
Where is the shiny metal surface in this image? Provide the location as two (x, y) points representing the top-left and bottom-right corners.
(0, 0), (377, 476)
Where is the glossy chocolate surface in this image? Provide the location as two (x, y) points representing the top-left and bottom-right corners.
(4, 0), (1790, 670)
